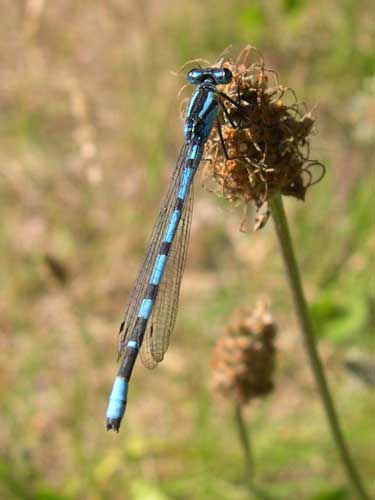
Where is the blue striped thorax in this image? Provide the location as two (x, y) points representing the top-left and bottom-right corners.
(184, 67), (233, 144)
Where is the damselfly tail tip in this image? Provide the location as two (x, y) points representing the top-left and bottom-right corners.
(106, 418), (122, 432)
(106, 376), (128, 432)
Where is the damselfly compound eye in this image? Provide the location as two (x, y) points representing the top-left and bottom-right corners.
(212, 67), (232, 84)
(187, 68), (206, 85)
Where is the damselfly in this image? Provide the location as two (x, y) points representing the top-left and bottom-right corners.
(106, 66), (239, 432)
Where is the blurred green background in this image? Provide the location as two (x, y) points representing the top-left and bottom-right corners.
(0, 1), (373, 499)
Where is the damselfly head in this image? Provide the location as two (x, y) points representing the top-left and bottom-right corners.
(187, 67), (232, 86)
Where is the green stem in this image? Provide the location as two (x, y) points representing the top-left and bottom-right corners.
(234, 404), (276, 499)
(234, 403), (254, 482)
(270, 194), (370, 500)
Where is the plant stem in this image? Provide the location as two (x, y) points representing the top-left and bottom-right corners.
(234, 403), (254, 481)
(270, 194), (370, 500)
(234, 404), (276, 499)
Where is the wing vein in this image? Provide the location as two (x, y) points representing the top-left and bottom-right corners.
(140, 184), (193, 368)
(118, 143), (189, 356)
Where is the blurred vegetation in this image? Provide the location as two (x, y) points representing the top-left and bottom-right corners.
(0, 1), (373, 499)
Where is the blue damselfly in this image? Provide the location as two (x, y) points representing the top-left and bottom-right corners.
(106, 66), (239, 432)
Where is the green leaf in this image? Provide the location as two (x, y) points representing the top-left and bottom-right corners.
(308, 486), (349, 500)
(310, 289), (367, 342)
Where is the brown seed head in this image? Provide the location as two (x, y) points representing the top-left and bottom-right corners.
(210, 301), (277, 406)
(203, 47), (325, 229)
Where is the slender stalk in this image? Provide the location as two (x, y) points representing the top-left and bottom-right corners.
(234, 403), (254, 481)
(234, 404), (276, 499)
(270, 194), (370, 500)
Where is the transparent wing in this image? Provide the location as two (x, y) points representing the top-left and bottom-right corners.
(118, 143), (189, 356)
(140, 184), (193, 368)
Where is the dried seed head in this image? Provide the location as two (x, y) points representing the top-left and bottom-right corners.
(203, 46), (325, 228)
(210, 301), (277, 406)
